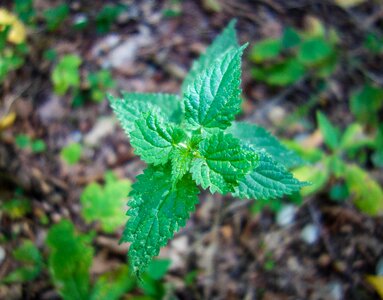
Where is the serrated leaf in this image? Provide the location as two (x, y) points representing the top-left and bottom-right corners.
(120, 92), (183, 124)
(191, 132), (258, 194)
(184, 44), (247, 130)
(170, 147), (193, 182)
(344, 164), (383, 216)
(227, 121), (303, 168)
(130, 112), (185, 165)
(81, 177), (131, 233)
(316, 111), (340, 151)
(235, 152), (307, 200)
(181, 20), (239, 94)
(109, 93), (182, 136)
(47, 220), (93, 300)
(121, 165), (199, 275)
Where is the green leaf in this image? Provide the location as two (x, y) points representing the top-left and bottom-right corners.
(15, 134), (30, 149)
(350, 85), (383, 127)
(88, 70), (116, 102)
(47, 220), (93, 300)
(316, 111), (340, 151)
(181, 20), (239, 94)
(170, 147), (193, 182)
(344, 164), (383, 216)
(52, 54), (81, 95)
(293, 162), (329, 196)
(43, 4), (69, 31)
(297, 37), (334, 65)
(184, 44), (247, 130)
(235, 152), (307, 200)
(121, 165), (199, 275)
(61, 143), (83, 165)
(227, 121), (303, 168)
(90, 265), (135, 300)
(191, 132), (258, 194)
(130, 112), (184, 165)
(282, 27), (301, 49)
(2, 240), (42, 283)
(81, 176), (131, 233)
(252, 58), (306, 86)
(31, 139), (46, 153)
(249, 38), (282, 62)
(109, 93), (183, 136)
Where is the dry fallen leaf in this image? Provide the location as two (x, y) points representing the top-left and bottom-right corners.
(0, 111), (16, 131)
(0, 8), (26, 44)
(366, 275), (383, 299)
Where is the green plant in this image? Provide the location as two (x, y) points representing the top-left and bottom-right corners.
(0, 9), (28, 82)
(96, 4), (125, 34)
(52, 54), (82, 95)
(291, 111), (383, 215)
(88, 70), (116, 102)
(15, 134), (46, 153)
(1, 198), (31, 219)
(46, 220), (171, 300)
(80, 172), (131, 233)
(109, 20), (306, 275)
(60, 142), (83, 165)
(2, 240), (42, 283)
(43, 3), (69, 31)
(250, 23), (338, 86)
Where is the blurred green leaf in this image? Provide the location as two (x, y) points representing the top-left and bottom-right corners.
(344, 164), (383, 216)
(60, 143), (83, 165)
(249, 38), (282, 62)
(47, 220), (93, 300)
(88, 70), (116, 102)
(2, 240), (42, 283)
(138, 259), (171, 298)
(293, 163), (329, 197)
(43, 4), (69, 31)
(350, 85), (383, 127)
(15, 134), (31, 149)
(52, 54), (82, 95)
(316, 111), (340, 151)
(13, 0), (35, 24)
(252, 58), (305, 86)
(31, 139), (46, 153)
(1, 198), (31, 219)
(96, 5), (125, 33)
(90, 265), (135, 300)
(80, 175), (131, 233)
(297, 37), (333, 65)
(282, 27), (301, 49)
(330, 183), (349, 202)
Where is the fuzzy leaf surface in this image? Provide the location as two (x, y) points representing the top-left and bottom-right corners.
(234, 152), (307, 200)
(181, 20), (239, 94)
(170, 147), (193, 182)
(121, 165), (199, 274)
(130, 112), (184, 165)
(109, 93), (182, 136)
(184, 44), (246, 130)
(191, 132), (258, 194)
(228, 121), (303, 168)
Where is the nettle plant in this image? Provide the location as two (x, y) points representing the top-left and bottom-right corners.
(109, 21), (307, 275)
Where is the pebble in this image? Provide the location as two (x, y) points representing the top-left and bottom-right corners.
(0, 246), (5, 265)
(300, 223), (320, 245)
(276, 205), (296, 227)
